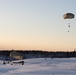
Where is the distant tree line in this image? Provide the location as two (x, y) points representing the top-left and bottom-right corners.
(0, 50), (76, 60)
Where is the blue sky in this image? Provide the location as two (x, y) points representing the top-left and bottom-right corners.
(0, 0), (76, 51)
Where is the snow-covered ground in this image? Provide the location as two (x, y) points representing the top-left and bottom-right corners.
(0, 58), (76, 75)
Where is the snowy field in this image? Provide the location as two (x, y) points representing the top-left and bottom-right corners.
(0, 58), (76, 75)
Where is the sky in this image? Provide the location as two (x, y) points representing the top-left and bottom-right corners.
(0, 0), (76, 51)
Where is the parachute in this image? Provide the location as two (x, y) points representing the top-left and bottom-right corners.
(63, 13), (75, 19)
(63, 13), (75, 32)
(10, 51), (23, 60)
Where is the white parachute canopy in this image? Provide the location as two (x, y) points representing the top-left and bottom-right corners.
(10, 51), (23, 60)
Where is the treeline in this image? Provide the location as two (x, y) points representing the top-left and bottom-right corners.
(0, 50), (76, 59)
